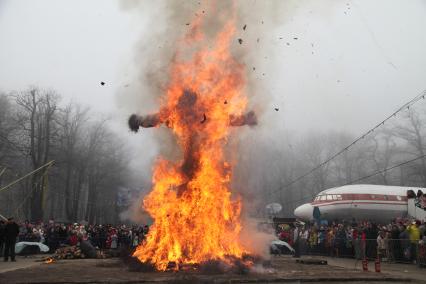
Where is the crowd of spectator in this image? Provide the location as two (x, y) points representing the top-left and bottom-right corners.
(276, 218), (426, 264)
(0, 219), (150, 257)
(2, 217), (425, 266)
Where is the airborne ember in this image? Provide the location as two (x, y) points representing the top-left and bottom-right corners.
(130, 7), (256, 271)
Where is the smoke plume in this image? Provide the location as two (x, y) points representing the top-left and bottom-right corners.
(117, 0), (296, 252)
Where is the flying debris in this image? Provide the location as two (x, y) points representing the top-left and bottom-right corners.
(238, 38), (243, 44)
(243, 24), (247, 30)
(100, 81), (105, 86)
(274, 108), (279, 112)
(129, 12), (258, 270)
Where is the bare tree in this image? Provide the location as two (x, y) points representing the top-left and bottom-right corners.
(0, 87), (132, 223)
(55, 103), (89, 221)
(393, 108), (426, 186)
(0, 94), (19, 165)
(12, 87), (59, 220)
(363, 130), (398, 185)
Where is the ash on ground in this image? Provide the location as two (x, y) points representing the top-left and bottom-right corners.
(124, 254), (273, 275)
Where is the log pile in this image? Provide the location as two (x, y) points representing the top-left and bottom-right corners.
(41, 246), (85, 262)
(41, 245), (109, 263)
(54, 246), (85, 259)
(40, 246), (115, 264)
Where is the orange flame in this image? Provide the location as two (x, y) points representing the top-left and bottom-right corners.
(133, 10), (249, 271)
(45, 258), (54, 264)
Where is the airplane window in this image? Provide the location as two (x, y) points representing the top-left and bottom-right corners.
(397, 196), (402, 201)
(371, 195), (376, 199)
(327, 195), (333, 201)
(384, 195), (388, 200)
(320, 195), (326, 201)
(336, 195), (342, 200)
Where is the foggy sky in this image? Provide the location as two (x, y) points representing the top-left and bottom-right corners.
(1, 0), (425, 132)
(1, 0), (426, 184)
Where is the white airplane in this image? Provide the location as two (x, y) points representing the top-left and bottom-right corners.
(294, 184), (425, 223)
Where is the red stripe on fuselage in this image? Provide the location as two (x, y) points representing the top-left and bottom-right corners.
(313, 201), (407, 207)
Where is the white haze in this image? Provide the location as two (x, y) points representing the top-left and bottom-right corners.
(112, 0), (426, 252)
(1, 0), (426, 237)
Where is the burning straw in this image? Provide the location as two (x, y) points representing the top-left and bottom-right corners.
(128, 101), (257, 133)
(128, 4), (258, 272)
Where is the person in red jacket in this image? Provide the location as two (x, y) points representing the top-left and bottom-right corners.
(105, 230), (112, 249)
(68, 231), (78, 246)
(279, 229), (293, 246)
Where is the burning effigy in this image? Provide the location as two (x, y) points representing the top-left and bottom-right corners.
(128, 5), (257, 272)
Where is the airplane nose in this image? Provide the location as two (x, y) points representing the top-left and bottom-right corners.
(294, 203), (314, 220)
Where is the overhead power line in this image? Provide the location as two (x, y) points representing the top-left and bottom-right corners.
(343, 154), (426, 186)
(274, 89), (426, 196)
(282, 153), (426, 207)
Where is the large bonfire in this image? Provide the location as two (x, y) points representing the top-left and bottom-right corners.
(132, 7), (255, 271)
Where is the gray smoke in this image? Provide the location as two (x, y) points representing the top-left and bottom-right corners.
(116, 0), (295, 113)
(117, 1), (295, 247)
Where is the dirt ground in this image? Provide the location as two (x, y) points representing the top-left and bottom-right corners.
(324, 256), (426, 282)
(0, 255), (420, 284)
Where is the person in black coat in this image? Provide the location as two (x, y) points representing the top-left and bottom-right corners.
(4, 217), (19, 262)
(390, 225), (401, 261)
(365, 222), (378, 259)
(0, 220), (5, 257)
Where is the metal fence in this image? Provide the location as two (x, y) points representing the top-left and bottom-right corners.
(295, 238), (426, 267)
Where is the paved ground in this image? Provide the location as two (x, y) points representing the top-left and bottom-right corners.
(0, 255), (422, 283)
(0, 255), (47, 274)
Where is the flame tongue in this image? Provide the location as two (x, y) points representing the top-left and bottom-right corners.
(133, 16), (249, 271)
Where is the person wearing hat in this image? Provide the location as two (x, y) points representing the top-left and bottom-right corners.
(4, 217), (19, 262)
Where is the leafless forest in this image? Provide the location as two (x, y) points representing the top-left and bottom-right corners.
(1, 87), (426, 222)
(0, 87), (129, 223)
(236, 95), (426, 217)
